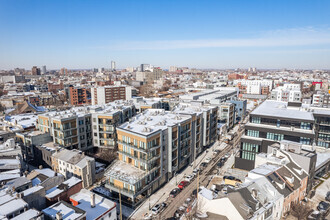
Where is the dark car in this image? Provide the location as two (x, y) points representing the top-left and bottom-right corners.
(161, 202), (167, 208)
(326, 191), (330, 202)
(170, 188), (180, 198)
(217, 161), (223, 167)
(317, 201), (330, 213)
(223, 176), (236, 180)
(178, 181), (189, 189)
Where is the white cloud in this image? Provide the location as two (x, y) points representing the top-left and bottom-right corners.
(99, 27), (330, 50)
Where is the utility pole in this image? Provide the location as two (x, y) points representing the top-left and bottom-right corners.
(119, 189), (122, 220)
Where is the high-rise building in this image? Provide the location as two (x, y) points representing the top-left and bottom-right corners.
(67, 86), (91, 106)
(41, 65), (46, 74)
(111, 61), (116, 71)
(91, 86), (135, 105)
(140, 64), (151, 72)
(32, 66), (40, 75)
(60, 68), (68, 75)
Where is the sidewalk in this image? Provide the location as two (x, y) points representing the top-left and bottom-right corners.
(130, 140), (223, 219)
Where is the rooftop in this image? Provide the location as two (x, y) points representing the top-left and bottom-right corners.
(70, 189), (116, 220)
(42, 201), (85, 220)
(105, 160), (146, 185)
(118, 109), (191, 136)
(252, 100), (314, 121)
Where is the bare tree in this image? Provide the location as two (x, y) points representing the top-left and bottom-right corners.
(290, 202), (312, 220)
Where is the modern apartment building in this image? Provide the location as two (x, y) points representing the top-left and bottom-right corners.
(38, 108), (93, 151)
(312, 91), (330, 108)
(218, 102), (235, 130)
(91, 101), (136, 149)
(136, 68), (163, 82)
(38, 101), (136, 151)
(235, 100), (330, 171)
(233, 79), (273, 95)
(67, 86), (91, 106)
(271, 84), (302, 102)
(104, 107), (217, 206)
(91, 86), (136, 105)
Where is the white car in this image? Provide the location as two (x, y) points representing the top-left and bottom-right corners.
(185, 174), (194, 182)
(205, 157), (212, 163)
(151, 204), (161, 215)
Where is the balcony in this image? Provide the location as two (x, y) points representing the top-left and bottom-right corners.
(105, 182), (135, 198)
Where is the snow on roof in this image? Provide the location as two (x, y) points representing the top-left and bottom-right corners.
(0, 194), (15, 206)
(251, 163), (281, 176)
(33, 168), (56, 177)
(105, 160), (146, 185)
(11, 209), (40, 220)
(46, 177), (82, 199)
(252, 100), (314, 121)
(42, 201), (84, 220)
(118, 109), (191, 136)
(5, 113), (39, 129)
(70, 189), (116, 220)
(199, 188), (214, 200)
(316, 151), (330, 169)
(0, 159), (20, 170)
(0, 198), (27, 215)
(22, 185), (43, 196)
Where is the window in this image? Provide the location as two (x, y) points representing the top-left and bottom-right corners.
(267, 132), (284, 141)
(94, 133), (97, 137)
(301, 122), (311, 130)
(247, 130), (259, 137)
(251, 117), (261, 124)
(300, 137), (311, 145)
(79, 120), (84, 125)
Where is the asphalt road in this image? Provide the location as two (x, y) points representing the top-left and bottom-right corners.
(159, 143), (234, 219)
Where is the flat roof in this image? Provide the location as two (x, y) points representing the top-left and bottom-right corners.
(105, 160), (146, 185)
(42, 201), (85, 220)
(70, 189), (116, 220)
(118, 109), (191, 136)
(252, 100), (314, 121)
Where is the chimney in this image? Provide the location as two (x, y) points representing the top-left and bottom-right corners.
(91, 193), (95, 208)
(56, 212), (62, 220)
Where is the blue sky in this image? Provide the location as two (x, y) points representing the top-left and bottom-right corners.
(1, 0), (330, 70)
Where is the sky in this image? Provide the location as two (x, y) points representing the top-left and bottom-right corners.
(0, 0), (330, 70)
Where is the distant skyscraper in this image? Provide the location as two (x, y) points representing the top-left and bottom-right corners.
(140, 64), (151, 72)
(32, 66), (40, 75)
(111, 61), (116, 71)
(60, 68), (68, 75)
(41, 65), (46, 74)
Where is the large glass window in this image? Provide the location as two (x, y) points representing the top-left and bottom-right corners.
(301, 122), (311, 130)
(247, 130), (259, 137)
(267, 132), (284, 141)
(300, 137), (311, 145)
(251, 117), (261, 124)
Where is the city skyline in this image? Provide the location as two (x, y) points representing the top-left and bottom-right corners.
(1, 0), (330, 69)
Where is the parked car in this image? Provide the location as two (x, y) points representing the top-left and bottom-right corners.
(307, 210), (321, 220)
(317, 201), (330, 213)
(326, 191), (330, 202)
(185, 174), (194, 182)
(161, 202), (167, 208)
(170, 188), (180, 198)
(205, 157), (212, 163)
(178, 181), (189, 189)
(183, 197), (192, 207)
(152, 204), (162, 215)
(225, 153), (230, 158)
(193, 168), (200, 174)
